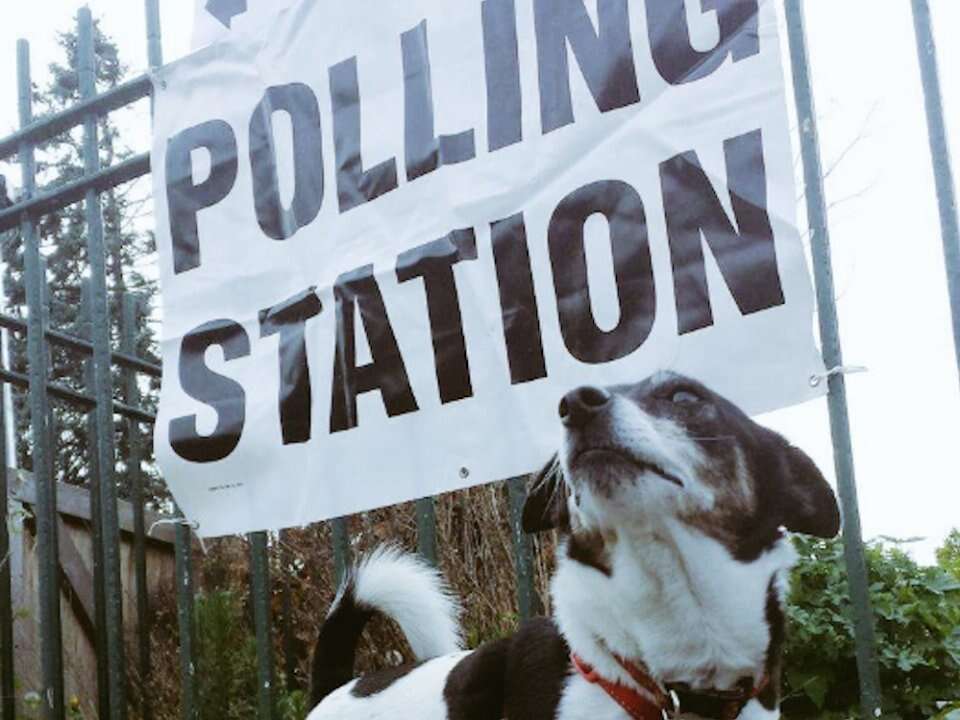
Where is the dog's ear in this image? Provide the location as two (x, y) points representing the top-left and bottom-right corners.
(780, 443), (840, 538)
(522, 455), (570, 533)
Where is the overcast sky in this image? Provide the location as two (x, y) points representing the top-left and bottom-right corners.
(1, 1), (958, 563)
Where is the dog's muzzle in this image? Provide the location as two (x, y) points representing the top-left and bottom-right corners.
(560, 386), (684, 489)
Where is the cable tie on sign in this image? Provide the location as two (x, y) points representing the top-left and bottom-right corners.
(149, 517), (207, 555)
(147, 67), (167, 90)
(809, 365), (868, 388)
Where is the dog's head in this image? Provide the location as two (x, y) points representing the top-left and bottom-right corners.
(523, 371), (839, 560)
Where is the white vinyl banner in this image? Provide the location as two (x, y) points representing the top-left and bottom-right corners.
(191, 0), (298, 50)
(153, 0), (825, 537)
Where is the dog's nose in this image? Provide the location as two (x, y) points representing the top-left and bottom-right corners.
(559, 386), (611, 428)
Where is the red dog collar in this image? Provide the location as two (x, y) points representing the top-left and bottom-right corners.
(571, 652), (674, 720)
(571, 652), (768, 720)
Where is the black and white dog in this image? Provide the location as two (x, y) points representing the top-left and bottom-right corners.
(307, 372), (840, 719)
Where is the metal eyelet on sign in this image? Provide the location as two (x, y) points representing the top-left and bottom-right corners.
(810, 364), (868, 387)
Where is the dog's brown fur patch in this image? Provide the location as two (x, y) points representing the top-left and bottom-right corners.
(566, 529), (612, 576)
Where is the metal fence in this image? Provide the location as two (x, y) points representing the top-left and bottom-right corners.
(0, 1), (957, 719)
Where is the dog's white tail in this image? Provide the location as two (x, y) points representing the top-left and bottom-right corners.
(310, 545), (462, 707)
(348, 545), (462, 658)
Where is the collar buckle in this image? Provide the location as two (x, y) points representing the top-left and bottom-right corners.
(661, 689), (680, 719)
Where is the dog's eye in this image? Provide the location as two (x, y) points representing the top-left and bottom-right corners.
(671, 389), (700, 405)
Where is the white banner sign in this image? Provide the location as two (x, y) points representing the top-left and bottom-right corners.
(191, 0), (297, 50)
(154, 0), (825, 537)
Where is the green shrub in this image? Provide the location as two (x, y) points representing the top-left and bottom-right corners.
(938, 530), (960, 582)
(783, 536), (960, 719)
(277, 689), (309, 720)
(194, 591), (259, 720)
(194, 590), (305, 720)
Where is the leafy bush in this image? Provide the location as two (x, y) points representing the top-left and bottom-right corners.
(194, 591), (259, 719)
(194, 590), (304, 720)
(938, 530), (960, 581)
(783, 536), (960, 719)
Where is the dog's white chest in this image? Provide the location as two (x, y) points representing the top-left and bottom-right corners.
(556, 674), (635, 720)
(552, 528), (791, 689)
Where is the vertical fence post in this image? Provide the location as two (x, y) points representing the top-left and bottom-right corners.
(18, 37), (65, 720)
(278, 531), (299, 691)
(140, 6), (198, 716)
(0, 373), (14, 720)
(911, 0), (960, 383)
(145, 0), (163, 72)
(77, 10), (128, 719)
(249, 532), (276, 720)
(121, 295), (151, 720)
(507, 478), (541, 621)
(144, 0), (199, 720)
(174, 518), (197, 720)
(38, 260), (57, 483)
(330, 518), (351, 585)
(0, 184), (15, 471)
(80, 280), (111, 718)
(784, 3), (883, 717)
(415, 498), (438, 565)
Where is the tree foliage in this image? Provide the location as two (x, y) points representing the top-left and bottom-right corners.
(783, 536), (960, 719)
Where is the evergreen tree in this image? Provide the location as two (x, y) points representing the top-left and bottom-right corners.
(0, 175), (12, 208)
(1, 16), (161, 502)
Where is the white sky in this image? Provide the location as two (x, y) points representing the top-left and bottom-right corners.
(0, 1), (958, 563)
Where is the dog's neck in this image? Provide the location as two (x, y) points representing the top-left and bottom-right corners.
(551, 517), (794, 694)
